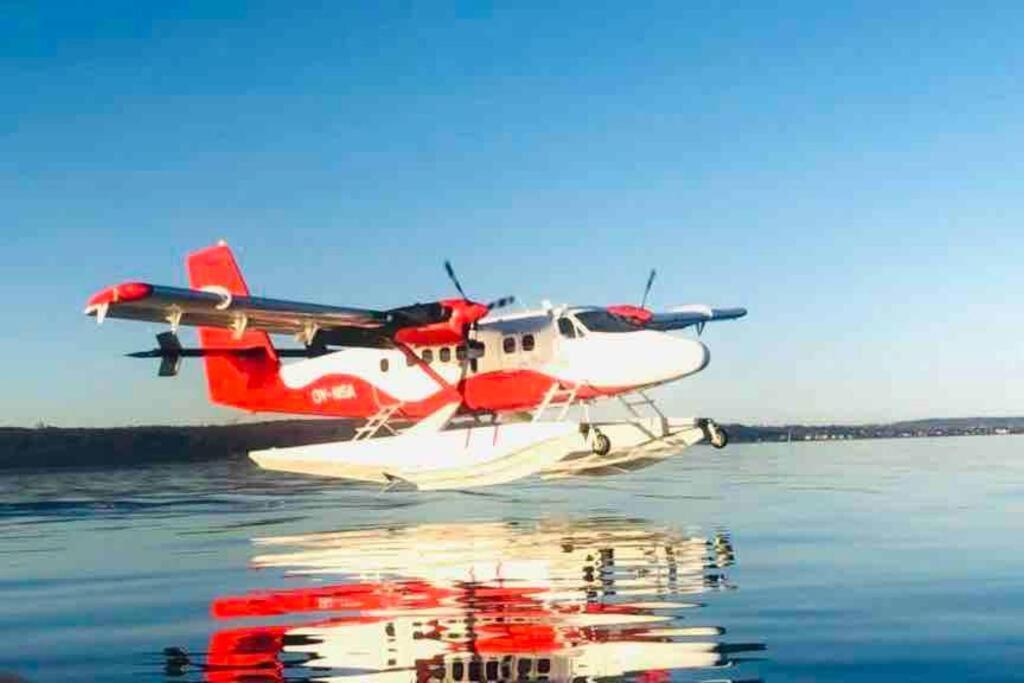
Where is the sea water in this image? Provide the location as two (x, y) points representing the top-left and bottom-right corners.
(0, 436), (1022, 681)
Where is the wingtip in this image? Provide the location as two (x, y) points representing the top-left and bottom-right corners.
(83, 302), (108, 324)
(85, 282), (152, 308)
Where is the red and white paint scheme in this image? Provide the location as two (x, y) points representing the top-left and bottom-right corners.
(86, 242), (745, 489)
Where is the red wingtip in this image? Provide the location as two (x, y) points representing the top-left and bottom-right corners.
(85, 281), (153, 308)
(607, 304), (653, 324)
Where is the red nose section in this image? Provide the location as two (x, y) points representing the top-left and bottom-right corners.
(394, 299), (490, 346)
(85, 281), (153, 308)
(606, 304), (653, 325)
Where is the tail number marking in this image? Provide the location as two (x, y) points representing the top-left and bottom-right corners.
(311, 384), (356, 404)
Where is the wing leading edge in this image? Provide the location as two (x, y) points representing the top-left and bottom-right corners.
(84, 281), (390, 341)
(645, 305), (748, 332)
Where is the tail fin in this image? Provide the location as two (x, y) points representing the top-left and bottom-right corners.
(186, 242), (280, 410)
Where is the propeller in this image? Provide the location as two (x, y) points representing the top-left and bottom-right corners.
(486, 295), (515, 311)
(607, 268), (657, 326)
(443, 261), (514, 380)
(443, 260), (468, 300)
(640, 268), (656, 309)
(443, 260), (516, 313)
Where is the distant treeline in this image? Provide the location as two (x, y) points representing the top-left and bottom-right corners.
(0, 420), (355, 470)
(1, 417), (1020, 471)
(723, 417), (1024, 443)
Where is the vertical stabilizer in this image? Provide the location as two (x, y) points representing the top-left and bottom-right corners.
(186, 242), (280, 410)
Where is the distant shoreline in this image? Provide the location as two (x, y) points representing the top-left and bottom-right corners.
(723, 416), (1023, 444)
(2, 416), (1020, 471)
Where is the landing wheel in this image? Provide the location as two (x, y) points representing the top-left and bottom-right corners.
(709, 425), (729, 449)
(592, 431), (612, 456)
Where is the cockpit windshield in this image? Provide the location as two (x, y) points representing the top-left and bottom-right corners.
(574, 310), (641, 333)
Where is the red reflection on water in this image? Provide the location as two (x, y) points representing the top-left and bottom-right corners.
(174, 521), (746, 682)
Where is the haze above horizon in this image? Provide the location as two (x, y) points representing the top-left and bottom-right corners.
(2, 1), (1022, 427)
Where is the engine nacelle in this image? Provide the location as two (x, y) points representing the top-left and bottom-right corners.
(393, 299), (489, 346)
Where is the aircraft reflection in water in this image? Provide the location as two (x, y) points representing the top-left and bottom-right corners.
(166, 518), (764, 682)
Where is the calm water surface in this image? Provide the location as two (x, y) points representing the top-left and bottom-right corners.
(1, 437), (1022, 682)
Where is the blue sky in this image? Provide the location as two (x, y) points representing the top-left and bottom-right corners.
(2, 1), (1022, 426)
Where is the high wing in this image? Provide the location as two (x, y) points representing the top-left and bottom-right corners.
(645, 305), (748, 332)
(84, 243), (501, 349)
(83, 281), (433, 347)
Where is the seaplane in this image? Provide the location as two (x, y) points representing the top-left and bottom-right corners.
(84, 242), (746, 490)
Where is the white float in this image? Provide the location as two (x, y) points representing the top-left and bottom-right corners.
(249, 410), (718, 490)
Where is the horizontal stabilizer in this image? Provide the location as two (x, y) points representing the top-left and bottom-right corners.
(128, 346), (322, 360)
(128, 331), (324, 377)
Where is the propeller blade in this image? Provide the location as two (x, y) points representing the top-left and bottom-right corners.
(486, 295), (516, 311)
(640, 268), (657, 308)
(443, 260), (468, 299)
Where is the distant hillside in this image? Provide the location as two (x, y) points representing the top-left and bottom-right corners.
(0, 417), (1019, 471)
(0, 420), (355, 470)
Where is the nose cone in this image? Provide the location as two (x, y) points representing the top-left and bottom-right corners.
(556, 330), (711, 389)
(674, 338), (710, 378)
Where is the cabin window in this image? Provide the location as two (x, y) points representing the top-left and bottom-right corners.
(440, 347), (451, 363)
(380, 358), (389, 372)
(522, 334), (535, 351)
(468, 661), (481, 681)
(518, 659), (532, 676)
(557, 317), (576, 339)
(452, 662), (464, 680)
(486, 661), (498, 679)
(422, 348), (433, 364)
(537, 658), (551, 674)
(503, 336), (516, 354)
(406, 352), (416, 366)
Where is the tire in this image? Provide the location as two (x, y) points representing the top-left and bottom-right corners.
(592, 432), (612, 456)
(710, 426), (729, 449)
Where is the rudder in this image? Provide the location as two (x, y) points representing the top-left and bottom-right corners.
(186, 242), (280, 410)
